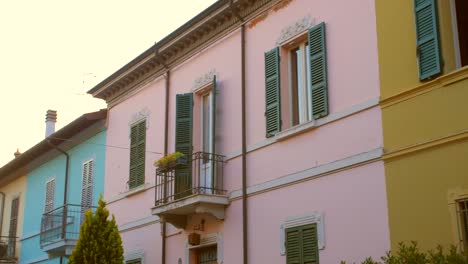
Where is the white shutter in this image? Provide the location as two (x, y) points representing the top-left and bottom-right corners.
(45, 179), (55, 213)
(81, 160), (94, 209)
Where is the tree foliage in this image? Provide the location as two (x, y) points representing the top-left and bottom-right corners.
(68, 196), (124, 264)
(341, 241), (468, 264)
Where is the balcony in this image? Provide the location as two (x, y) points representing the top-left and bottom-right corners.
(40, 204), (96, 256)
(0, 236), (18, 263)
(152, 152), (228, 229)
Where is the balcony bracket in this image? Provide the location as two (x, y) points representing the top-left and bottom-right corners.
(195, 204), (225, 220)
(160, 214), (187, 229)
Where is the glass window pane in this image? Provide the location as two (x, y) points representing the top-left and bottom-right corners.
(296, 48), (304, 123)
(306, 43), (312, 120)
(202, 94), (211, 154)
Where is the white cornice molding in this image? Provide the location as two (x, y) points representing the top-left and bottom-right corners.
(276, 15), (315, 46)
(192, 69), (218, 92)
(129, 107), (151, 128)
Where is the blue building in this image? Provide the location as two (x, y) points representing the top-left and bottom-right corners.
(16, 110), (107, 264)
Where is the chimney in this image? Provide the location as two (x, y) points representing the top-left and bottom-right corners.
(45, 110), (57, 137)
(14, 149), (21, 158)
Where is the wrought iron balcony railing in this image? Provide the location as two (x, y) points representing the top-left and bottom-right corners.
(155, 152), (226, 206)
(40, 204), (96, 247)
(0, 236), (17, 261)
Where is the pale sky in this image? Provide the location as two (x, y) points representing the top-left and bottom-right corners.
(0, 0), (217, 167)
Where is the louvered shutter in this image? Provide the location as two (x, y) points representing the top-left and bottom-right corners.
(264, 47), (281, 137)
(286, 224), (319, 264)
(414, 0), (441, 80)
(309, 22), (328, 119)
(81, 160), (94, 221)
(175, 93), (193, 198)
(286, 227), (302, 264)
(302, 224), (319, 264)
(45, 179), (55, 213)
(129, 121), (146, 189)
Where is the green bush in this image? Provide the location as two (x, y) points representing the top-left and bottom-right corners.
(341, 241), (468, 264)
(68, 196), (124, 264)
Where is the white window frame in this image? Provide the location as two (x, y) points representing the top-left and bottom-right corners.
(185, 232), (223, 264)
(280, 212), (325, 255)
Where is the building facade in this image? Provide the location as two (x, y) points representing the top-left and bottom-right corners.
(89, 0), (390, 263)
(0, 164), (27, 263)
(0, 110), (108, 264)
(376, 0), (468, 251)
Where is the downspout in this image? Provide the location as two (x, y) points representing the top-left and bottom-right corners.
(47, 141), (70, 240)
(231, 1), (248, 262)
(241, 23), (248, 264)
(0, 192), (5, 236)
(159, 52), (170, 264)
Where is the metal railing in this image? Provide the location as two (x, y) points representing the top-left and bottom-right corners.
(0, 236), (17, 260)
(40, 204), (96, 247)
(155, 152), (226, 206)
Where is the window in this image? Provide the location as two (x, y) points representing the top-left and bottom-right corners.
(45, 179), (55, 213)
(129, 120), (146, 189)
(457, 199), (468, 252)
(196, 246), (217, 264)
(174, 76), (217, 198)
(7, 197), (19, 257)
(81, 160), (94, 221)
(414, 0), (468, 81)
(265, 22), (328, 137)
(43, 179), (56, 230)
(453, 0), (468, 67)
(290, 42), (312, 125)
(285, 224), (319, 264)
(126, 259), (142, 264)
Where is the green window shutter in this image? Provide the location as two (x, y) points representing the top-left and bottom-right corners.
(286, 224), (319, 264)
(129, 121), (146, 189)
(264, 47), (281, 137)
(414, 0), (441, 80)
(309, 22), (328, 119)
(175, 93), (193, 198)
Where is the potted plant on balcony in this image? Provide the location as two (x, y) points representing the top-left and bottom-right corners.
(154, 152), (187, 172)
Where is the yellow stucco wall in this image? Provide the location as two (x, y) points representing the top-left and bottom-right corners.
(0, 175), (27, 258)
(376, 0), (468, 250)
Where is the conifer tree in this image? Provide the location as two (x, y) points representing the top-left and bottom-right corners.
(68, 196), (124, 264)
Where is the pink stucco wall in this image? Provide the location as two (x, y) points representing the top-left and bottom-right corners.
(102, 0), (388, 262)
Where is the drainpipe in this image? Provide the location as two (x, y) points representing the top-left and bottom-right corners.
(0, 192), (5, 236)
(159, 53), (170, 264)
(240, 23), (248, 264)
(47, 141), (70, 240)
(230, 2), (248, 262)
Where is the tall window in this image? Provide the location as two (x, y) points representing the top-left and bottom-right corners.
(454, 0), (468, 67)
(44, 179), (55, 213)
(291, 42), (312, 125)
(129, 120), (146, 189)
(8, 197), (19, 257)
(458, 199), (468, 252)
(202, 92), (212, 158)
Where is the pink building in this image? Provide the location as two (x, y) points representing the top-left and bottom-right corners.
(88, 0), (389, 263)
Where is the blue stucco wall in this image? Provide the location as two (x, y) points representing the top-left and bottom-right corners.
(20, 130), (106, 264)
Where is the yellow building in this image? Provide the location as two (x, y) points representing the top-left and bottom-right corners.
(376, 0), (468, 251)
(0, 152), (27, 263)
